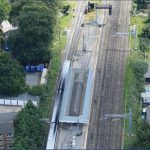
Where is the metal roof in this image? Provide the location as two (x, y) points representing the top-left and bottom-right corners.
(144, 63), (150, 79)
(144, 84), (150, 92)
(146, 107), (150, 123)
(59, 68), (93, 123)
(141, 92), (150, 98)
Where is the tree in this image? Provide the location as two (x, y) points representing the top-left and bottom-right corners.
(9, 1), (58, 65)
(18, 2), (55, 43)
(0, 29), (4, 50)
(9, 0), (60, 26)
(0, 52), (25, 96)
(14, 101), (45, 150)
(135, 122), (150, 148)
(141, 23), (150, 39)
(0, 0), (11, 24)
(130, 60), (148, 93)
(134, 0), (149, 10)
(9, 31), (50, 65)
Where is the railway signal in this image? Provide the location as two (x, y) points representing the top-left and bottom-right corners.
(95, 4), (112, 26)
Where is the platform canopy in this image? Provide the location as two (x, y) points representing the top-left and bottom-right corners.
(59, 68), (93, 123)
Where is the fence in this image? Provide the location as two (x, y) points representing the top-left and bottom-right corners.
(0, 99), (38, 107)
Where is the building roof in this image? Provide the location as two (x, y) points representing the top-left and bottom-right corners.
(144, 63), (150, 79)
(1, 20), (18, 33)
(144, 84), (150, 92)
(59, 68), (93, 123)
(146, 107), (150, 123)
(0, 112), (17, 134)
(141, 92), (150, 98)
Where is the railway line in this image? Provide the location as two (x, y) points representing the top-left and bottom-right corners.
(86, 0), (131, 149)
(46, 2), (87, 149)
(65, 1), (86, 60)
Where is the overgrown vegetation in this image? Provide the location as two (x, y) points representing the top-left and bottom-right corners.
(0, 52), (26, 96)
(134, 0), (150, 10)
(7, 0), (61, 149)
(38, 1), (76, 118)
(0, 29), (4, 50)
(123, 3), (150, 149)
(28, 85), (44, 96)
(14, 101), (45, 150)
(10, 0), (76, 149)
(9, 0), (58, 65)
(0, 0), (11, 24)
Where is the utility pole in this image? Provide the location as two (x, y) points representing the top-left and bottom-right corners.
(116, 25), (138, 49)
(130, 25), (137, 49)
(104, 108), (132, 135)
(82, 34), (86, 52)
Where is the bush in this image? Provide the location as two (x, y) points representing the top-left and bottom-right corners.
(28, 85), (44, 96)
(14, 101), (45, 150)
(129, 59), (148, 93)
(61, 5), (70, 15)
(0, 52), (26, 96)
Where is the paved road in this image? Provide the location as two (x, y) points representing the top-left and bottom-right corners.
(86, 0), (131, 149)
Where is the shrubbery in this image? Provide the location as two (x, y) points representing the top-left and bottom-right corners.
(0, 52), (26, 96)
(14, 101), (45, 150)
(28, 85), (44, 96)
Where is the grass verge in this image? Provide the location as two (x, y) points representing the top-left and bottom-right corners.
(130, 15), (147, 49)
(123, 14), (148, 148)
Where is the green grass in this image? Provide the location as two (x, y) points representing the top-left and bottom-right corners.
(123, 14), (148, 148)
(84, 0), (101, 21)
(123, 65), (138, 148)
(130, 15), (147, 49)
(38, 1), (77, 117)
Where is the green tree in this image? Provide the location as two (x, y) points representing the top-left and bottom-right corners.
(130, 60), (148, 93)
(10, 0), (60, 26)
(0, 29), (4, 50)
(0, 52), (25, 96)
(141, 23), (150, 39)
(135, 122), (150, 148)
(0, 0), (11, 24)
(139, 37), (150, 52)
(14, 101), (45, 150)
(9, 31), (50, 65)
(9, 1), (58, 65)
(134, 0), (149, 10)
(18, 2), (55, 43)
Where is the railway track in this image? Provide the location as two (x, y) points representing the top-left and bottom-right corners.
(86, 0), (131, 149)
(65, 1), (86, 61)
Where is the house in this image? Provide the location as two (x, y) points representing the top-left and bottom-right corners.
(146, 107), (150, 123)
(141, 92), (150, 104)
(144, 63), (150, 83)
(0, 112), (17, 150)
